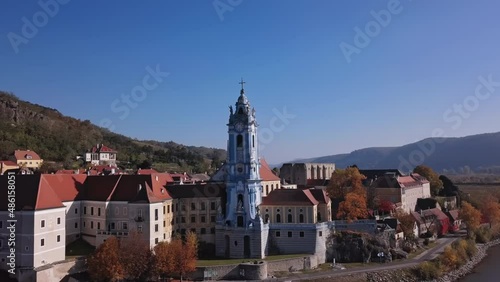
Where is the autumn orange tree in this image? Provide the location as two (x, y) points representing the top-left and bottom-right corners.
(87, 236), (124, 282)
(328, 167), (368, 221)
(413, 165), (443, 196)
(460, 201), (482, 237)
(153, 241), (176, 279)
(176, 231), (198, 281)
(394, 209), (416, 238)
(119, 231), (153, 281)
(337, 192), (368, 222)
(327, 167), (366, 199)
(481, 197), (500, 228)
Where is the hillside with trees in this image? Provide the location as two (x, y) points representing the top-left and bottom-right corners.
(0, 91), (226, 173)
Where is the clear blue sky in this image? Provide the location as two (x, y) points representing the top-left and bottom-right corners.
(1, 0), (500, 164)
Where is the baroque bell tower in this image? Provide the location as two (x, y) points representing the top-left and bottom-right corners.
(215, 79), (269, 259)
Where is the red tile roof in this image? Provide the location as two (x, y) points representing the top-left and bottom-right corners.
(14, 150), (41, 161)
(90, 144), (116, 153)
(262, 189), (319, 206)
(260, 159), (280, 181)
(0, 175), (64, 211)
(0, 160), (18, 166)
(309, 189), (331, 204)
(41, 174), (87, 202)
(137, 169), (158, 175)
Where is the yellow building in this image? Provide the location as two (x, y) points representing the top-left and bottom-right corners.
(261, 188), (331, 224)
(14, 150), (43, 169)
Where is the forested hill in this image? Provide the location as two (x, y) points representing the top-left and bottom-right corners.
(293, 132), (500, 174)
(0, 91), (226, 172)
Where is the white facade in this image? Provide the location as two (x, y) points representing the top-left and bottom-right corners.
(0, 207), (66, 270)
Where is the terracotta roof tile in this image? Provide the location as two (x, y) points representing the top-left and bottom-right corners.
(14, 150), (41, 161)
(262, 189), (319, 206)
(0, 161), (18, 166)
(41, 174), (87, 202)
(136, 169), (158, 175)
(0, 175), (64, 211)
(260, 159), (280, 181)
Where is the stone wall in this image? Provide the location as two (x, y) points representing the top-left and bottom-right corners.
(191, 255), (320, 280)
(267, 255), (319, 274)
(35, 258), (86, 282)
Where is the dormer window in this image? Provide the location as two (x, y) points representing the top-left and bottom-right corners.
(26, 155), (32, 160)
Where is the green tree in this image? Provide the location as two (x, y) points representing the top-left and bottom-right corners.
(413, 165), (443, 196)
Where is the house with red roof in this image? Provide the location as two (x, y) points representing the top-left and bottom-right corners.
(371, 172), (431, 213)
(411, 208), (450, 237)
(259, 188), (332, 256)
(84, 144), (117, 166)
(14, 149), (43, 169)
(0, 160), (19, 175)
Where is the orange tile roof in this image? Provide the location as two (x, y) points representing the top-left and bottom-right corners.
(0, 160), (18, 166)
(90, 144), (116, 153)
(260, 159), (280, 181)
(14, 150), (41, 161)
(41, 174), (87, 202)
(137, 169), (159, 175)
(0, 175), (64, 211)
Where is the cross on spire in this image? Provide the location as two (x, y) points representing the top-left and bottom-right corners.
(239, 78), (246, 91)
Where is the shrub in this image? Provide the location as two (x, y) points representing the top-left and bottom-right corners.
(464, 240), (478, 258)
(475, 226), (492, 243)
(415, 261), (441, 280)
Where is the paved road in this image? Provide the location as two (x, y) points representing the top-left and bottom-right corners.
(274, 235), (462, 282)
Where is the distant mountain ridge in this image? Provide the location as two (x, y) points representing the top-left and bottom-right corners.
(291, 132), (500, 173)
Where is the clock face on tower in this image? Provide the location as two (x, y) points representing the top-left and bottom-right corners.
(235, 122), (244, 132)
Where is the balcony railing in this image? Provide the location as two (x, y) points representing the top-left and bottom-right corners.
(97, 231), (129, 236)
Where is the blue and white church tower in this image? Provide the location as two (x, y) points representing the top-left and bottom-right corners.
(215, 80), (269, 259)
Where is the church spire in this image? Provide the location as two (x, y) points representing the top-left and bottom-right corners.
(239, 78), (246, 95)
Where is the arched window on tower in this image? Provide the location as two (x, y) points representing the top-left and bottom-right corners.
(237, 135), (243, 148)
(238, 107), (243, 114)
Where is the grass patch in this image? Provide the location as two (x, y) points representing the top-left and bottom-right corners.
(197, 254), (308, 266)
(65, 238), (95, 258)
(407, 241), (438, 259)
